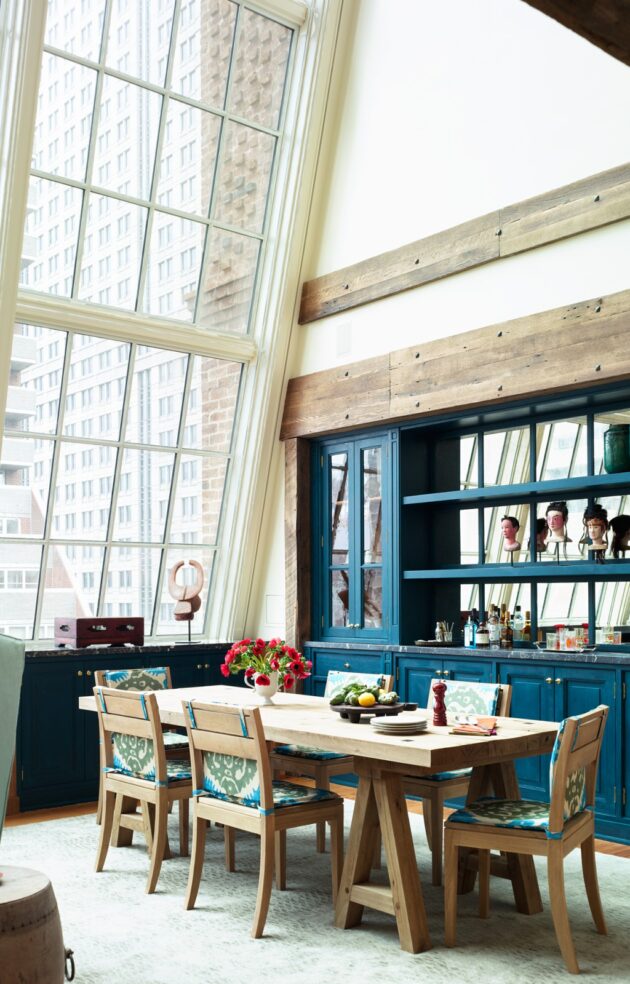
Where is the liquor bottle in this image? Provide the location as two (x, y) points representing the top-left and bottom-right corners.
(488, 606), (501, 649)
(500, 610), (513, 649)
(476, 620), (489, 648)
(464, 614), (476, 648)
(522, 610), (532, 643)
(513, 605), (524, 642)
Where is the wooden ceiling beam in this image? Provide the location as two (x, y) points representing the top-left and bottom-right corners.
(523, 1), (630, 67)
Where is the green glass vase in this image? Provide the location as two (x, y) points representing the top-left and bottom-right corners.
(603, 424), (630, 474)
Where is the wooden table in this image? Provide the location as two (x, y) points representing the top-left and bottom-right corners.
(80, 685), (557, 953)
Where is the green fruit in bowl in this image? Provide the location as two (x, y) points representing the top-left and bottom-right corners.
(377, 691), (399, 705)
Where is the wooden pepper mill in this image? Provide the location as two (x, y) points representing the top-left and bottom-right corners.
(432, 679), (447, 726)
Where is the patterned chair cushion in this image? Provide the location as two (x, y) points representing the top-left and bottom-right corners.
(108, 732), (191, 783)
(273, 744), (347, 762)
(201, 751), (340, 810)
(428, 680), (500, 719)
(549, 717), (588, 820)
(448, 797), (560, 837)
(101, 667), (169, 692)
(422, 767), (472, 782)
(163, 731), (189, 750)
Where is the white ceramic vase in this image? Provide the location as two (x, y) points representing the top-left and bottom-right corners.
(244, 669), (279, 704)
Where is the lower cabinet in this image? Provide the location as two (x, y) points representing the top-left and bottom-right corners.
(304, 648), (389, 697)
(17, 645), (229, 811)
(397, 655), (495, 709)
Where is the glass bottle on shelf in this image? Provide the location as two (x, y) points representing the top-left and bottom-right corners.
(522, 610), (532, 643)
(500, 610), (513, 649)
(488, 606), (500, 649)
(476, 620), (489, 648)
(512, 605), (524, 642)
(464, 614), (476, 648)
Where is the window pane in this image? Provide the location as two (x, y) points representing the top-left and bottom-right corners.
(484, 582), (532, 624)
(125, 346), (188, 445)
(105, 1), (175, 86)
(157, 101), (220, 216)
(92, 76), (161, 201)
(39, 543), (105, 633)
(170, 455), (227, 544)
(32, 54), (96, 181)
(595, 582), (630, 639)
(330, 453), (349, 565)
(183, 355), (241, 453)
(213, 122), (275, 234)
(78, 195), (147, 309)
(0, 437), (54, 538)
(113, 450), (174, 542)
(594, 408), (630, 475)
(157, 548), (214, 635)
(484, 504), (530, 564)
(170, 0), (236, 108)
(20, 177), (83, 297)
(538, 581), (588, 631)
(228, 8), (292, 129)
(362, 447), (382, 564)
(0, 542), (42, 638)
(104, 545), (161, 622)
(142, 212), (206, 321)
(536, 417), (587, 481)
(4, 326), (66, 435)
(197, 228), (259, 333)
(331, 569), (349, 628)
(51, 442), (116, 540)
(363, 568), (382, 629)
(460, 434), (478, 490)
(44, 0), (106, 61)
(484, 426), (530, 486)
(63, 335), (130, 440)
(460, 509), (479, 564)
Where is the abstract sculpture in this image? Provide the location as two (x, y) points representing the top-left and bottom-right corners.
(168, 560), (204, 643)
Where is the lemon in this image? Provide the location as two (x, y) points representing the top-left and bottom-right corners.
(358, 692), (376, 707)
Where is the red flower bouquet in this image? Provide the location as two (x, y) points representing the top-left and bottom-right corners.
(221, 638), (311, 690)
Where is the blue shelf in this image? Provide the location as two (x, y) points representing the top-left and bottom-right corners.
(403, 562), (630, 582)
(402, 470), (630, 506)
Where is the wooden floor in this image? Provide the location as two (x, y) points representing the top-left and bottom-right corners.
(5, 787), (630, 857)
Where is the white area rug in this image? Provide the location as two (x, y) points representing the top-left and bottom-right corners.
(2, 807), (629, 984)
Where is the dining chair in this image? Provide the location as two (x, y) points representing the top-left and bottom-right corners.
(402, 679), (512, 886)
(270, 671), (393, 852)
(182, 698), (344, 939)
(94, 666), (189, 825)
(94, 686), (192, 894)
(444, 704), (609, 974)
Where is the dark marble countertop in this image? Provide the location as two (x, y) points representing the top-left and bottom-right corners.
(303, 640), (630, 665)
(25, 641), (229, 660)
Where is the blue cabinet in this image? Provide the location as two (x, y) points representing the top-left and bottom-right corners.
(314, 431), (395, 644)
(498, 661), (555, 801)
(305, 648), (388, 697)
(397, 654), (494, 709)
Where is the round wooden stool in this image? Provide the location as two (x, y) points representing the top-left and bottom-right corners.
(0, 866), (65, 982)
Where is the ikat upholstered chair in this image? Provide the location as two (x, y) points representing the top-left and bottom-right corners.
(182, 698), (344, 939)
(402, 679), (512, 886)
(270, 671), (393, 853)
(94, 666), (188, 825)
(444, 705), (609, 974)
(94, 686), (192, 894)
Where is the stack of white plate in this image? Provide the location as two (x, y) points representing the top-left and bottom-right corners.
(369, 714), (428, 735)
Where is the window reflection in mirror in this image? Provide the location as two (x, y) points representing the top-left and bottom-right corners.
(536, 416), (587, 481)
(595, 582), (630, 641)
(536, 498), (587, 562)
(484, 582), (531, 623)
(537, 581), (588, 632)
(460, 509), (479, 564)
(483, 504), (530, 564)
(483, 426), (530, 487)
(594, 408), (630, 475)
(460, 434), (478, 490)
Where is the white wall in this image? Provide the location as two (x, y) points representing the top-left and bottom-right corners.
(245, 0), (630, 640)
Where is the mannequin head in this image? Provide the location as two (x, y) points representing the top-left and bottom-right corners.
(582, 504), (608, 547)
(546, 500), (569, 542)
(501, 515), (521, 551)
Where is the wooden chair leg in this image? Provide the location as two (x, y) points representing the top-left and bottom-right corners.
(179, 797), (189, 858)
(422, 798), (433, 851)
(547, 842), (580, 974)
(146, 796), (168, 895)
(95, 788), (116, 872)
(329, 811), (344, 904)
(444, 831), (459, 947)
(141, 802), (154, 854)
(314, 766), (330, 853)
(96, 753), (103, 825)
(580, 834), (607, 934)
(185, 810), (207, 910)
(252, 819), (275, 939)
(224, 825), (236, 872)
(275, 829), (287, 890)
(430, 793), (443, 886)
(478, 849), (490, 919)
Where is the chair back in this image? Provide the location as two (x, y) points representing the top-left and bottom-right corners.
(183, 700), (272, 812)
(94, 686), (167, 784)
(547, 705), (608, 836)
(324, 670), (394, 699)
(95, 666), (172, 691)
(427, 679), (509, 718)
(0, 635), (25, 843)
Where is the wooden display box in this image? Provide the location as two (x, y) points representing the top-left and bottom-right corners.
(54, 617), (144, 648)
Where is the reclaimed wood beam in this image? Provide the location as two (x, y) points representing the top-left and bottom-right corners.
(284, 438), (312, 650)
(299, 162), (630, 324)
(282, 287), (630, 440)
(523, 0), (630, 68)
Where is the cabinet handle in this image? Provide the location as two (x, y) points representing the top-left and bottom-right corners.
(555, 677), (562, 685)
(196, 664), (202, 670)
(435, 669), (442, 676)
(545, 677), (553, 684)
(86, 670), (92, 677)
(77, 670), (83, 677)
(443, 670), (450, 676)
(344, 662), (351, 669)
(204, 663), (209, 669)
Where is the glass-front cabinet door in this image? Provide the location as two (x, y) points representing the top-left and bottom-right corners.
(316, 432), (393, 641)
